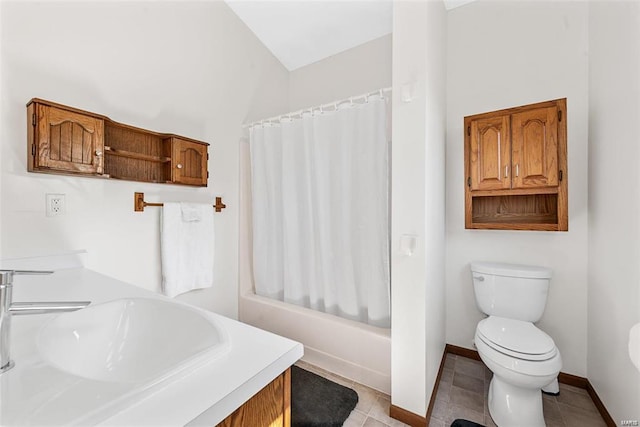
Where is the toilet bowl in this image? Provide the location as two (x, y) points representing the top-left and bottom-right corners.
(471, 262), (562, 427)
(475, 316), (562, 426)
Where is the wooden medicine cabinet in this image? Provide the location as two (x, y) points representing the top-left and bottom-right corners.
(27, 98), (209, 187)
(464, 98), (568, 231)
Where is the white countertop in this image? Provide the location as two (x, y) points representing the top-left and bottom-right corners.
(0, 262), (303, 426)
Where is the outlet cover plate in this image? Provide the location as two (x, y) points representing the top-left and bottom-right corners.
(46, 193), (65, 217)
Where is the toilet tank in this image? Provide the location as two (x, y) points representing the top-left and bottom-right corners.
(471, 262), (552, 322)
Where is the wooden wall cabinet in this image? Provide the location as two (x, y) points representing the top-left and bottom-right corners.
(217, 368), (291, 427)
(27, 99), (209, 187)
(464, 99), (568, 231)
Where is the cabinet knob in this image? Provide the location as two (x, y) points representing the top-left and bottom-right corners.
(95, 150), (103, 156)
(176, 163), (183, 169)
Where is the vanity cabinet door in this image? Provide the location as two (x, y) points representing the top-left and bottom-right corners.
(170, 137), (208, 186)
(511, 105), (559, 189)
(217, 368), (291, 427)
(468, 115), (512, 191)
(30, 104), (105, 175)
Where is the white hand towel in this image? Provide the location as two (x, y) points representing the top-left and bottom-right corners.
(161, 202), (214, 297)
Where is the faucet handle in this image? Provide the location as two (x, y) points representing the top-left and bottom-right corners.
(0, 270), (53, 285)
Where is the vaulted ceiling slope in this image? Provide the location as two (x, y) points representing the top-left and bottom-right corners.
(225, 1), (393, 71)
(226, 0), (477, 71)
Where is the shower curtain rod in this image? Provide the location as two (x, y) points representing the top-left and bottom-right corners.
(242, 86), (392, 129)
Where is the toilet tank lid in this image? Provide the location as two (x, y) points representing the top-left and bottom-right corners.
(471, 262), (552, 279)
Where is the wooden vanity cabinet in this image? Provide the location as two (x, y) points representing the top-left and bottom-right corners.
(464, 98), (567, 231)
(217, 368), (291, 427)
(27, 99), (209, 187)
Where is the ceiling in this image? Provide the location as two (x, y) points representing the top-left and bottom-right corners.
(226, 1), (477, 71)
(226, 1), (393, 71)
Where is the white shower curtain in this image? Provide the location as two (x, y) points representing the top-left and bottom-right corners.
(249, 95), (390, 328)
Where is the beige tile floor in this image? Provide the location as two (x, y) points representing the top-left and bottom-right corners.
(297, 354), (608, 427)
(430, 354), (608, 427)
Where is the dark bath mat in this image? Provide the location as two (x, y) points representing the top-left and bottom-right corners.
(291, 365), (358, 427)
(451, 419), (485, 427)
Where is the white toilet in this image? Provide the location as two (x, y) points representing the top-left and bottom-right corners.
(471, 262), (562, 427)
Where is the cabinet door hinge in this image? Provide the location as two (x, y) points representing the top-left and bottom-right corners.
(32, 113), (36, 126)
(558, 110), (562, 122)
(31, 144), (36, 156)
(467, 177), (471, 187)
(207, 153), (209, 161)
(207, 171), (209, 179)
(467, 126), (471, 136)
(559, 170), (563, 181)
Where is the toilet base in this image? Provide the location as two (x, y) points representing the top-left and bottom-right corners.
(542, 378), (560, 395)
(488, 375), (545, 427)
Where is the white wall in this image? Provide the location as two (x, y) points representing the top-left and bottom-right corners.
(587, 1), (640, 421)
(0, 1), (289, 319)
(288, 34), (392, 111)
(423, 0), (447, 413)
(445, 1), (590, 376)
(392, 0), (447, 417)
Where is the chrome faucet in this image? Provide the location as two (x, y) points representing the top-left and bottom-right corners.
(0, 270), (91, 374)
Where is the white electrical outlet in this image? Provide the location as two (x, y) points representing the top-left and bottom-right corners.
(46, 193), (65, 217)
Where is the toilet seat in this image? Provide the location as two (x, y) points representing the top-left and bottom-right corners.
(475, 328), (562, 378)
(477, 316), (557, 361)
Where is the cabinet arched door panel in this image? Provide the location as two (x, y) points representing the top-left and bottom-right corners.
(511, 106), (558, 189)
(469, 115), (511, 191)
(171, 138), (208, 186)
(35, 105), (104, 174)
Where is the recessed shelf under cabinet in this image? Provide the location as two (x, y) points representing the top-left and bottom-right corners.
(27, 98), (209, 187)
(470, 194), (559, 231)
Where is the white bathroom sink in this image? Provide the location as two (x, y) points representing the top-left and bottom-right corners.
(36, 297), (229, 383)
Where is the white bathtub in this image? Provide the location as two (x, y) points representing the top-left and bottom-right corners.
(239, 292), (391, 394)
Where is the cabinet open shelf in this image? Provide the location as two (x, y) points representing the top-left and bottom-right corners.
(470, 194), (560, 231)
(102, 173), (172, 184)
(104, 146), (171, 163)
